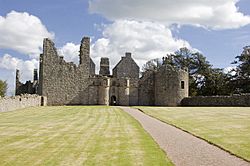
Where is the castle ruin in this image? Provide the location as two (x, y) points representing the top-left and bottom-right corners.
(16, 37), (189, 106)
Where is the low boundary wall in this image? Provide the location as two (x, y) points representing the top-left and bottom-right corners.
(0, 94), (47, 112)
(181, 95), (250, 106)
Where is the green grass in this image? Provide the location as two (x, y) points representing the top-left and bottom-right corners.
(0, 106), (172, 166)
(136, 107), (250, 161)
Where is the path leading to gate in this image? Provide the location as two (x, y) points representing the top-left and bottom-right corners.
(120, 107), (250, 166)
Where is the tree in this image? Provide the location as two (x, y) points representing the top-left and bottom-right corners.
(0, 80), (7, 97)
(166, 48), (212, 96)
(198, 68), (232, 96)
(141, 58), (162, 74)
(142, 47), (232, 96)
(231, 46), (250, 93)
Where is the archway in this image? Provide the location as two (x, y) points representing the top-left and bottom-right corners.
(110, 96), (117, 106)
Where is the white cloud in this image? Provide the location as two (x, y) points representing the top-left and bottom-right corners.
(58, 43), (80, 65)
(0, 54), (39, 95)
(54, 20), (190, 73)
(89, 0), (250, 29)
(0, 54), (38, 80)
(224, 66), (237, 75)
(0, 11), (54, 58)
(91, 20), (191, 70)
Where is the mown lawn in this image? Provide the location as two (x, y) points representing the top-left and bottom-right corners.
(136, 107), (250, 161)
(0, 106), (172, 166)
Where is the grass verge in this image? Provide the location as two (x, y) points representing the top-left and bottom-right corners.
(136, 107), (250, 162)
(0, 106), (172, 166)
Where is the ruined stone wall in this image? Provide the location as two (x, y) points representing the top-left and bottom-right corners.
(0, 95), (46, 112)
(155, 65), (189, 106)
(138, 71), (155, 106)
(15, 69), (38, 95)
(181, 95), (250, 106)
(38, 38), (93, 105)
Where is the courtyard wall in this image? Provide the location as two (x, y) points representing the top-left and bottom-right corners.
(0, 94), (46, 112)
(181, 94), (250, 106)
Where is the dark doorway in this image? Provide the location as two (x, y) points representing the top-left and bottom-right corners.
(41, 96), (44, 106)
(110, 96), (117, 106)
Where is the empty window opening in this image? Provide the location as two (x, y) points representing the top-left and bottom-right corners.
(181, 81), (185, 89)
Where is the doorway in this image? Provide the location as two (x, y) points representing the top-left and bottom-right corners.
(110, 96), (117, 106)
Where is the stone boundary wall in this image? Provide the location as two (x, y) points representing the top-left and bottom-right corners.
(0, 94), (47, 112)
(181, 95), (250, 106)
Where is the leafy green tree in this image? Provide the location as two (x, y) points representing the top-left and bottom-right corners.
(141, 58), (162, 74)
(169, 48), (212, 96)
(0, 80), (7, 97)
(198, 68), (232, 96)
(142, 47), (233, 96)
(231, 46), (250, 93)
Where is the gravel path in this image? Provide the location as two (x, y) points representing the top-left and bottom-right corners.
(120, 107), (250, 166)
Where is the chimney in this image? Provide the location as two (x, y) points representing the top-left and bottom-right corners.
(125, 52), (132, 58)
(99, 57), (110, 76)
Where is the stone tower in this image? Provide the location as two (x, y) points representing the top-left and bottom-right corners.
(154, 65), (189, 106)
(99, 57), (110, 76)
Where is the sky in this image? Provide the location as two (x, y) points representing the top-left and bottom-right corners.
(0, 0), (250, 95)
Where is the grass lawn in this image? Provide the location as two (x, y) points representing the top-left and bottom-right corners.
(0, 106), (172, 166)
(136, 107), (250, 161)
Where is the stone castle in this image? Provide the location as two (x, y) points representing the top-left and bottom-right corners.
(16, 37), (189, 106)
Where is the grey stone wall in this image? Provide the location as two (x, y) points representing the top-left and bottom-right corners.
(113, 52), (139, 79)
(154, 65), (189, 106)
(0, 94), (46, 112)
(15, 69), (38, 95)
(181, 95), (250, 106)
(138, 65), (189, 106)
(39, 38), (93, 105)
(138, 71), (155, 106)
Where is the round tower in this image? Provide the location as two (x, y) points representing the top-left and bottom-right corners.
(154, 65), (188, 106)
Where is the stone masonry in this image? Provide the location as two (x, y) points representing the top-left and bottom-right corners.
(16, 36), (189, 106)
(0, 94), (47, 112)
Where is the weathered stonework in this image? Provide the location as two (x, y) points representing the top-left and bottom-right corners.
(138, 65), (189, 106)
(99, 57), (110, 76)
(0, 94), (46, 112)
(16, 36), (189, 106)
(16, 69), (38, 95)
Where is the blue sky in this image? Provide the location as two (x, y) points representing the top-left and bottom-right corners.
(0, 0), (250, 95)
